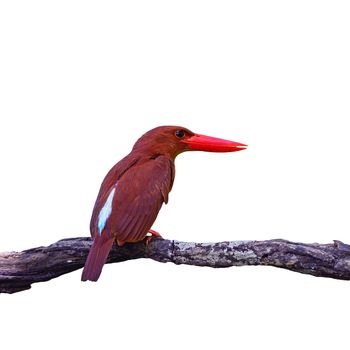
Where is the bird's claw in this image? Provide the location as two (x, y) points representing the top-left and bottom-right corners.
(145, 229), (162, 245)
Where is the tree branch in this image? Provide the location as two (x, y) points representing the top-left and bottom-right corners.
(1, 237), (350, 293)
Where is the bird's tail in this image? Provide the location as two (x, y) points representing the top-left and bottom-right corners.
(81, 234), (114, 282)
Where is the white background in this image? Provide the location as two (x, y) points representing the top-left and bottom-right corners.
(1, 1), (350, 349)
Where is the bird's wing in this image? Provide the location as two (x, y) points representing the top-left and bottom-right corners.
(97, 155), (174, 243)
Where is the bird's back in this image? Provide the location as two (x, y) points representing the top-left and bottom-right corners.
(89, 152), (140, 237)
(90, 153), (174, 243)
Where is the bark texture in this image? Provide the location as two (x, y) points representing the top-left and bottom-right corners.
(1, 237), (350, 293)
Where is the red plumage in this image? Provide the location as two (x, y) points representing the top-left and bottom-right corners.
(82, 126), (246, 281)
(81, 234), (114, 282)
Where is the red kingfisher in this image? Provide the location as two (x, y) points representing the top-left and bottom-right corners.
(81, 126), (247, 281)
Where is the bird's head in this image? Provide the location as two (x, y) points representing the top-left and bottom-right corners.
(132, 126), (247, 159)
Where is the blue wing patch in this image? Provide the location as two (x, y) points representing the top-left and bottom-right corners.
(98, 186), (117, 235)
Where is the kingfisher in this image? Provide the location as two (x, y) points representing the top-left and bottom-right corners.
(82, 126), (247, 281)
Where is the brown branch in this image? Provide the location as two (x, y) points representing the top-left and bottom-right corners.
(1, 237), (350, 293)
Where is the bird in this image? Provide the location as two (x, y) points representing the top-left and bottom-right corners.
(81, 126), (247, 281)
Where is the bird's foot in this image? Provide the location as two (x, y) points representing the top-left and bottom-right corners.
(145, 229), (163, 245)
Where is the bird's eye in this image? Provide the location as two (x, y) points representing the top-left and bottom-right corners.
(175, 130), (185, 138)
